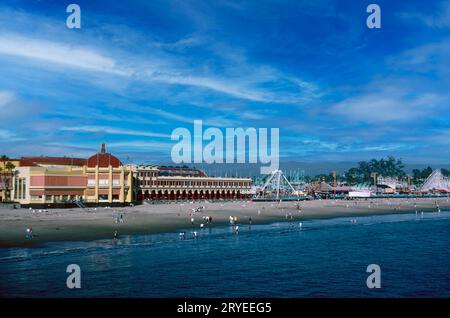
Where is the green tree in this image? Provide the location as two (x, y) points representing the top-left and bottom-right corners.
(412, 166), (433, 185)
(0, 155), (15, 202)
(344, 157), (406, 184)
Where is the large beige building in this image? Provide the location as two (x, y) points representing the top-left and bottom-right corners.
(134, 165), (252, 201)
(84, 145), (133, 204)
(9, 144), (252, 207)
(11, 145), (133, 206)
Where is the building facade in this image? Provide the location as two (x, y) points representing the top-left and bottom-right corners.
(13, 164), (86, 205)
(134, 165), (252, 201)
(84, 146), (133, 203)
(9, 144), (251, 206)
(11, 145), (133, 206)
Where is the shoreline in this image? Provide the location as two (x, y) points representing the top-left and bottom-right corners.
(1, 197), (449, 248)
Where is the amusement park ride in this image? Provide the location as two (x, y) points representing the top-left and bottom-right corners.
(255, 170), (303, 200)
(254, 168), (450, 200)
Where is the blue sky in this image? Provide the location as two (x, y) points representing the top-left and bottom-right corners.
(0, 0), (449, 165)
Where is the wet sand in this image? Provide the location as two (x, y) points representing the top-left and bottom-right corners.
(1, 197), (449, 247)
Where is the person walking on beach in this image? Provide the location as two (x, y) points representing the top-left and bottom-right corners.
(249, 217), (252, 225)
(26, 227), (33, 239)
(191, 217), (195, 225)
(113, 229), (119, 240)
(119, 214), (124, 223)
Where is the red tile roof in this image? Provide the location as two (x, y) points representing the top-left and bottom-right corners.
(20, 157), (87, 167)
(87, 153), (121, 168)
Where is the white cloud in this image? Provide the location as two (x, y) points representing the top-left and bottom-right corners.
(0, 128), (24, 142)
(148, 72), (268, 102)
(59, 125), (171, 138)
(0, 90), (47, 120)
(390, 40), (450, 75)
(115, 103), (240, 127)
(0, 129), (16, 139)
(0, 91), (15, 108)
(0, 21), (319, 103)
(330, 80), (446, 124)
(0, 33), (131, 76)
(400, 2), (450, 28)
(107, 141), (173, 150)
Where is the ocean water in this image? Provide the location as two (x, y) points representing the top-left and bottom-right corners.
(1, 211), (450, 298)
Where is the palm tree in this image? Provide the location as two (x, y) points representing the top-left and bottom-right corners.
(0, 155), (8, 165)
(0, 156), (14, 202)
(5, 161), (15, 172)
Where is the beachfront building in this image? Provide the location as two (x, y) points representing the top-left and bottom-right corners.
(85, 145), (133, 204)
(12, 158), (86, 205)
(11, 145), (133, 206)
(133, 165), (252, 201)
(9, 143), (250, 206)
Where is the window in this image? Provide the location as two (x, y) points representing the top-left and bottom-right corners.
(15, 178), (26, 199)
(112, 179), (120, 186)
(31, 195), (42, 201)
(14, 178), (18, 199)
(22, 178), (26, 199)
(99, 179), (109, 186)
(88, 179), (96, 185)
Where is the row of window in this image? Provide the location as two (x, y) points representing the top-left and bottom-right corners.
(14, 178), (26, 200)
(144, 180), (250, 187)
(30, 194), (127, 201)
(138, 171), (157, 178)
(87, 179), (122, 186)
(141, 180), (157, 186)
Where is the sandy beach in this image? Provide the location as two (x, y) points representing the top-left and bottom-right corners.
(1, 197), (449, 247)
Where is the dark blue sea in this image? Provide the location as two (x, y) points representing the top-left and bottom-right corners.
(1, 211), (450, 298)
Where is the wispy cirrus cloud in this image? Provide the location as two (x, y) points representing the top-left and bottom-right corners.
(388, 39), (450, 76)
(1, 0), (449, 164)
(140, 106), (240, 127)
(0, 30), (316, 104)
(0, 129), (17, 139)
(330, 85), (445, 124)
(400, 1), (450, 28)
(0, 90), (14, 106)
(0, 33), (131, 76)
(59, 126), (171, 138)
